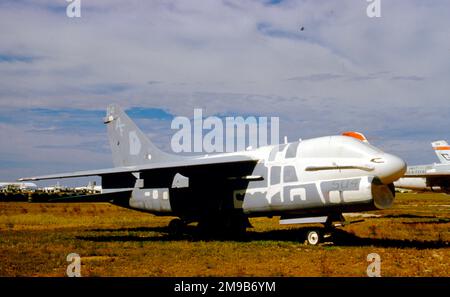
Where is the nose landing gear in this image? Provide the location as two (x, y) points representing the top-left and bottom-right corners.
(306, 230), (321, 245)
(280, 214), (345, 245)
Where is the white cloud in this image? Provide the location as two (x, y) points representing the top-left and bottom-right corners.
(0, 0), (449, 179)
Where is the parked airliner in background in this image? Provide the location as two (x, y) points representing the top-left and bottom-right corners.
(394, 140), (450, 194)
(19, 105), (406, 244)
(0, 182), (37, 190)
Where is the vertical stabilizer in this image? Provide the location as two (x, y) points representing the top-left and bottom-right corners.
(104, 104), (180, 167)
(432, 140), (450, 164)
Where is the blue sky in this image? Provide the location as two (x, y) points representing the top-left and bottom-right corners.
(0, 0), (450, 185)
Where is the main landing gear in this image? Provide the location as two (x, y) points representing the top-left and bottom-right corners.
(280, 214), (345, 245)
(168, 218), (186, 237)
(168, 214), (251, 239)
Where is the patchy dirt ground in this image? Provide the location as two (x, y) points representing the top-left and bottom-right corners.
(0, 193), (449, 276)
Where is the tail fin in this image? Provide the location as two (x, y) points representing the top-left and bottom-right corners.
(431, 140), (450, 164)
(104, 104), (180, 167)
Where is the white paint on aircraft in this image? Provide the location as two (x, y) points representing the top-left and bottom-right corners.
(129, 130), (141, 155)
(115, 117), (125, 136)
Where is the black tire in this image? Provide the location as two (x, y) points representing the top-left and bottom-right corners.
(168, 218), (185, 237)
(228, 219), (247, 239)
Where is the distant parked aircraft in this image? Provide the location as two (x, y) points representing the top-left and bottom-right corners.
(0, 182), (37, 190)
(394, 140), (450, 194)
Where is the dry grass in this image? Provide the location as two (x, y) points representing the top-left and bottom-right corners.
(0, 193), (449, 276)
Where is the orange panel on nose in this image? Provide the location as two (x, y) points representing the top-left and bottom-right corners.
(433, 146), (450, 150)
(342, 131), (368, 142)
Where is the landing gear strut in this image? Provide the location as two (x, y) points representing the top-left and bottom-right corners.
(167, 214), (250, 239)
(197, 214), (250, 239)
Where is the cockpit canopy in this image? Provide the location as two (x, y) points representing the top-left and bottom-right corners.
(298, 136), (384, 159)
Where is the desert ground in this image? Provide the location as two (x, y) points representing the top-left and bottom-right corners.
(0, 193), (449, 276)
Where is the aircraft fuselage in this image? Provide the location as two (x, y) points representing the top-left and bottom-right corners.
(125, 136), (406, 221)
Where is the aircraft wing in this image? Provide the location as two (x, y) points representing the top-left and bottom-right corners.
(403, 172), (450, 178)
(46, 189), (132, 203)
(402, 162), (450, 178)
(19, 155), (258, 181)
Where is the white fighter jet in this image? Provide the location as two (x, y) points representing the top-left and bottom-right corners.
(394, 140), (450, 194)
(19, 105), (406, 244)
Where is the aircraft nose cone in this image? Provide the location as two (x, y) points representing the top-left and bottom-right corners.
(377, 154), (407, 184)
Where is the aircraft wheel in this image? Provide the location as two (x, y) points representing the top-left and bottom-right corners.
(306, 230), (321, 245)
(168, 218), (185, 236)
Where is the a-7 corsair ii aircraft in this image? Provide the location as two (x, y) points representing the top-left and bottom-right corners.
(20, 105), (406, 244)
